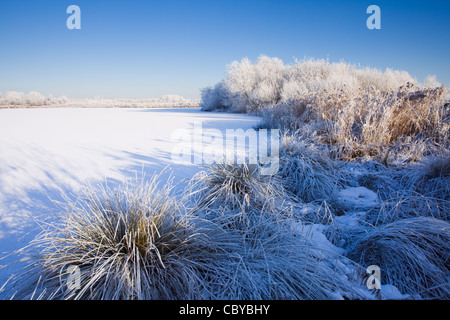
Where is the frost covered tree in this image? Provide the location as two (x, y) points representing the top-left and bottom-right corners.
(224, 56), (286, 113)
(200, 56), (424, 113)
(4, 91), (26, 106)
(26, 91), (46, 106)
(200, 81), (230, 111)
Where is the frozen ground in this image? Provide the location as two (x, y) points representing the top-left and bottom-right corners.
(0, 108), (261, 285)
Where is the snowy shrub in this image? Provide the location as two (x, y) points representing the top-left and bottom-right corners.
(280, 80), (308, 101)
(225, 56), (286, 113)
(365, 192), (449, 227)
(348, 217), (450, 299)
(277, 138), (343, 203)
(4, 91), (26, 106)
(190, 162), (288, 212)
(353, 67), (416, 92)
(1, 174), (239, 300)
(201, 56), (286, 113)
(159, 94), (189, 104)
(357, 172), (399, 201)
(202, 56), (447, 162)
(201, 56), (421, 114)
(26, 91), (47, 106)
(53, 95), (69, 105)
(423, 75), (441, 88)
(200, 81), (230, 111)
(402, 154), (450, 200)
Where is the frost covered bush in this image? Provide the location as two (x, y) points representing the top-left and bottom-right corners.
(201, 56), (286, 113)
(278, 152), (341, 203)
(25, 91), (47, 106)
(364, 192), (449, 226)
(199, 81), (230, 111)
(348, 217), (450, 299)
(0, 91), (69, 107)
(275, 134), (345, 203)
(190, 162), (288, 212)
(201, 56), (448, 162)
(200, 55), (420, 113)
(401, 154), (450, 200)
(224, 56), (286, 113)
(2, 91), (26, 106)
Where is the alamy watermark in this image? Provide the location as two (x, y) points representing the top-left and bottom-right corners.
(366, 265), (381, 290)
(67, 5), (81, 30)
(367, 5), (381, 30)
(171, 122), (280, 176)
(60, 265), (81, 293)
(66, 5), (381, 31)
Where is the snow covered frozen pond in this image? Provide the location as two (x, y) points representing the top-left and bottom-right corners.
(0, 107), (261, 282)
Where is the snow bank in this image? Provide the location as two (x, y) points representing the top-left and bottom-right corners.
(335, 187), (379, 211)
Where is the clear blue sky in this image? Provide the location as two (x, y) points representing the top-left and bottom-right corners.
(0, 0), (449, 99)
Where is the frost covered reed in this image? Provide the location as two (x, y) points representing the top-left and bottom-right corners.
(201, 56), (448, 162)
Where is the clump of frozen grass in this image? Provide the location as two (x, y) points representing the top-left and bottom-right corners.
(190, 162), (289, 211)
(364, 192), (449, 226)
(357, 172), (399, 201)
(203, 205), (363, 300)
(1, 174), (238, 300)
(277, 147), (342, 203)
(401, 154), (450, 200)
(424, 154), (450, 178)
(354, 161), (400, 200)
(347, 217), (450, 299)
